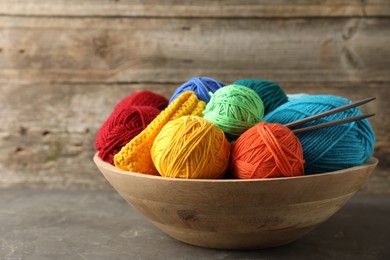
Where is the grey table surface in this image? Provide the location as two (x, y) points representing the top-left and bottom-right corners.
(0, 189), (389, 260)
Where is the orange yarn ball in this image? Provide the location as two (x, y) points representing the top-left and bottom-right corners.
(151, 116), (230, 179)
(231, 122), (304, 179)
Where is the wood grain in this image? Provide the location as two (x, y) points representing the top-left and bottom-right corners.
(0, 0), (389, 18)
(0, 17), (389, 84)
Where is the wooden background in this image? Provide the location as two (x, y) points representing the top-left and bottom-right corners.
(0, 0), (389, 193)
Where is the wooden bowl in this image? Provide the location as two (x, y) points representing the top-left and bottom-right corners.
(93, 153), (378, 250)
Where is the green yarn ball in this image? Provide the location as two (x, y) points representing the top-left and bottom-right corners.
(233, 79), (288, 114)
(203, 85), (264, 140)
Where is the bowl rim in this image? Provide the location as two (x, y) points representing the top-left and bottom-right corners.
(93, 152), (378, 183)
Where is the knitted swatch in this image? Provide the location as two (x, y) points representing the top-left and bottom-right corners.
(114, 91), (206, 175)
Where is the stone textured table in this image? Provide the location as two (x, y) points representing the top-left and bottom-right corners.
(0, 189), (389, 260)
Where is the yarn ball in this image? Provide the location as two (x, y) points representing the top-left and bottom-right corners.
(151, 116), (230, 179)
(264, 94), (375, 174)
(96, 106), (161, 165)
(169, 77), (225, 103)
(203, 84), (264, 140)
(114, 90), (168, 111)
(233, 79), (288, 114)
(231, 122), (304, 179)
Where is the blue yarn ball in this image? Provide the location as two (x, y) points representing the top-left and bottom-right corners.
(264, 94), (375, 174)
(233, 79), (288, 114)
(169, 77), (225, 103)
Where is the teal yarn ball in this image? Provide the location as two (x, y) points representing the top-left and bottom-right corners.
(169, 76), (225, 104)
(203, 85), (264, 140)
(264, 94), (375, 174)
(233, 79), (288, 114)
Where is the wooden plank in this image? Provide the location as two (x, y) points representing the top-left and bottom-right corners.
(0, 83), (388, 193)
(0, 0), (389, 18)
(366, 0), (390, 16)
(0, 16), (389, 85)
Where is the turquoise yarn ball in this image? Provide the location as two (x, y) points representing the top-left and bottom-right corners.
(169, 76), (225, 103)
(233, 79), (288, 114)
(264, 94), (375, 174)
(204, 85), (264, 141)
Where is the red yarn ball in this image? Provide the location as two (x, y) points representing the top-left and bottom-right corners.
(114, 90), (168, 112)
(95, 106), (161, 164)
(231, 122), (305, 179)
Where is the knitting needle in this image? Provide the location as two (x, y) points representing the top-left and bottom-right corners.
(285, 97), (376, 129)
(292, 113), (375, 134)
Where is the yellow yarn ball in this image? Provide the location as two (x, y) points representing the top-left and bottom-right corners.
(151, 116), (231, 179)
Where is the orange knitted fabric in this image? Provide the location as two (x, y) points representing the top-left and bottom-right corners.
(114, 91), (206, 175)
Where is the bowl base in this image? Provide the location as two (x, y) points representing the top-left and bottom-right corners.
(154, 222), (318, 250)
